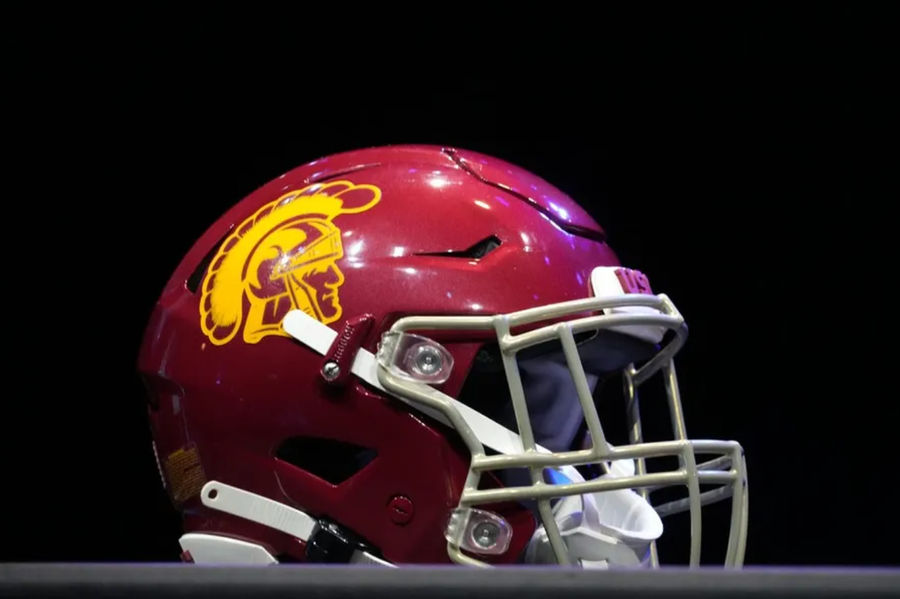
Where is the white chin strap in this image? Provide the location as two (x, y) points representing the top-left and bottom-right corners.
(525, 463), (663, 569)
(179, 480), (393, 566)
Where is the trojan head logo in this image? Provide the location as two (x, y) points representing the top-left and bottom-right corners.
(199, 180), (381, 345)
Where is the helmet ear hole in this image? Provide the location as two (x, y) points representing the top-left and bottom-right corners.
(275, 437), (377, 485)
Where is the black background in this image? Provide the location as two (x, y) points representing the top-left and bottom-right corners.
(3, 6), (896, 565)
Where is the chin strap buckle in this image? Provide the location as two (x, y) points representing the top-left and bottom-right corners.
(320, 314), (375, 387)
(306, 519), (374, 563)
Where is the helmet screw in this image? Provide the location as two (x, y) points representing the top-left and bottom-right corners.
(472, 521), (500, 548)
(321, 361), (341, 382)
(387, 495), (414, 525)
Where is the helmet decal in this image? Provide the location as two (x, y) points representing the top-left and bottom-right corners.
(199, 180), (381, 345)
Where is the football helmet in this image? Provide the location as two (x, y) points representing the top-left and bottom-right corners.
(138, 145), (747, 568)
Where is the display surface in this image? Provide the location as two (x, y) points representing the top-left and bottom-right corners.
(4, 565), (899, 599)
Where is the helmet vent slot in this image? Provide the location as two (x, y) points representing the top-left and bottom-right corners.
(275, 437), (377, 484)
(415, 235), (501, 260)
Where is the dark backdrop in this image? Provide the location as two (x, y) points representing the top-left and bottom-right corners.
(4, 6), (896, 565)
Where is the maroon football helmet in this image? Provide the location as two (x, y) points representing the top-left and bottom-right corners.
(138, 145), (747, 567)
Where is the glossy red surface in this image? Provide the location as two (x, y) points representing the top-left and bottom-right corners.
(447, 148), (606, 240)
(138, 145), (620, 564)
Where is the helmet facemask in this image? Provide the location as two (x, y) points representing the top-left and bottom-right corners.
(373, 276), (748, 568)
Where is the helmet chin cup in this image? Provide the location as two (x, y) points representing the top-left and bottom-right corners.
(525, 469), (663, 567)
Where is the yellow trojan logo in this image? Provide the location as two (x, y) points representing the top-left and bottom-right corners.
(199, 180), (381, 345)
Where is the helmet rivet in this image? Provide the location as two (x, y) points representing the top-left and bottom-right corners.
(387, 495), (414, 525)
(472, 521), (500, 548)
(321, 361), (341, 381)
(411, 345), (442, 376)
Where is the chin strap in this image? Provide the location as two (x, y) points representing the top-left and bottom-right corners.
(180, 480), (394, 566)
